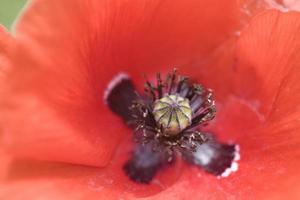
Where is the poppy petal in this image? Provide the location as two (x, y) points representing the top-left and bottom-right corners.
(143, 10), (300, 199)
(0, 141), (182, 199)
(14, 0), (240, 76)
(234, 10), (300, 117)
(1, 0), (240, 166)
(1, 5), (300, 200)
(0, 25), (12, 73)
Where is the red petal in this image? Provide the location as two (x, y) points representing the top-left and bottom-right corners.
(0, 138), (183, 199)
(14, 0), (240, 76)
(234, 10), (300, 117)
(2, 10), (300, 199)
(1, 0), (240, 166)
(3, 0), (300, 199)
(152, 10), (300, 199)
(0, 25), (12, 74)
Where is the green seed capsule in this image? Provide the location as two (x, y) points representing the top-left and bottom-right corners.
(153, 94), (192, 135)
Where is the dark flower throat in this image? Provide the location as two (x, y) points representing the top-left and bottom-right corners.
(106, 69), (239, 183)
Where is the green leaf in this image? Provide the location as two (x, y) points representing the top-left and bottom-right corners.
(0, 0), (27, 29)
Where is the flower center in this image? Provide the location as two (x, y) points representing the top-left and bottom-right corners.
(153, 94), (192, 135)
(126, 69), (217, 155)
(105, 70), (240, 184)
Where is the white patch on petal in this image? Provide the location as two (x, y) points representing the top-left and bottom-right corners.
(193, 143), (215, 166)
(264, 0), (290, 12)
(283, 0), (300, 11)
(218, 144), (241, 179)
(103, 72), (130, 104)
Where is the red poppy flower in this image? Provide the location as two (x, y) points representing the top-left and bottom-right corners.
(1, 0), (300, 199)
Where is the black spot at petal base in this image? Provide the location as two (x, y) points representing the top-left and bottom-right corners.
(105, 76), (138, 123)
(123, 143), (173, 184)
(181, 133), (238, 176)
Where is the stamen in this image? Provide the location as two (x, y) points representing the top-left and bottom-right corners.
(145, 80), (156, 101)
(168, 69), (177, 94)
(104, 70), (240, 183)
(130, 70), (214, 150)
(156, 73), (163, 99)
(177, 76), (188, 93)
(190, 96), (204, 113)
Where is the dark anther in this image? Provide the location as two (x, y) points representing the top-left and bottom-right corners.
(168, 68), (177, 94)
(129, 69), (216, 156)
(105, 70), (238, 183)
(156, 73), (163, 99)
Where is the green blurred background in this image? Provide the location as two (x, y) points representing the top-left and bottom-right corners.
(0, 0), (27, 29)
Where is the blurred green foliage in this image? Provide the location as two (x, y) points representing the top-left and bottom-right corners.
(0, 0), (27, 29)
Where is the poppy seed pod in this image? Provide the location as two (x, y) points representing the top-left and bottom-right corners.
(153, 95), (192, 135)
